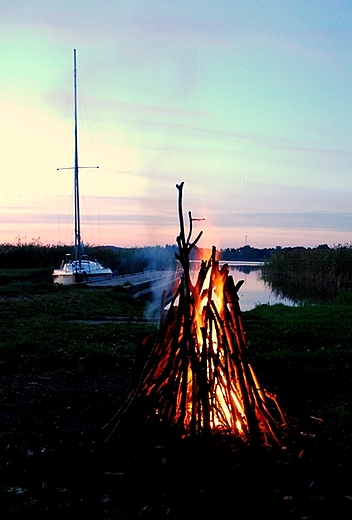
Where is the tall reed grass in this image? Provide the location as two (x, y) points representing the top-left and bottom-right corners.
(262, 245), (352, 303)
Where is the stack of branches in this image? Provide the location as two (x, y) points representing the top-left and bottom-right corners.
(105, 182), (285, 446)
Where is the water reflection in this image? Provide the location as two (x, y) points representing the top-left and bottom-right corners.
(228, 265), (295, 312)
(261, 269), (339, 305)
(189, 261), (295, 312)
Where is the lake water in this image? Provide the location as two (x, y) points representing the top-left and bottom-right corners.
(227, 264), (295, 311)
(190, 261), (295, 312)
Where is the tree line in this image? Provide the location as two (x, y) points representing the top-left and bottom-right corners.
(0, 241), (178, 275)
(1, 241), (351, 288)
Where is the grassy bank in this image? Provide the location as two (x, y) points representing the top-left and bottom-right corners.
(1, 280), (352, 518)
(0, 282), (157, 374)
(243, 301), (352, 433)
(1, 279), (351, 430)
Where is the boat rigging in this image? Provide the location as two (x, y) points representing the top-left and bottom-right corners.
(52, 49), (113, 285)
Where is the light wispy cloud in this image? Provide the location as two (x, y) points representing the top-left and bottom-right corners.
(67, 93), (352, 159)
(214, 212), (352, 232)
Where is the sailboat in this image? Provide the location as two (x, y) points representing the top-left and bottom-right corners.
(52, 50), (113, 285)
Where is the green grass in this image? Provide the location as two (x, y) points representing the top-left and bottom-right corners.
(1, 277), (352, 432)
(0, 282), (157, 373)
(0, 267), (53, 285)
(244, 302), (352, 360)
(2, 272), (352, 519)
(243, 301), (352, 429)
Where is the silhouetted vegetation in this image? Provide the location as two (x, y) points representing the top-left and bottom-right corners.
(2, 241), (352, 305)
(0, 240), (178, 279)
(262, 244), (352, 303)
(219, 244), (280, 262)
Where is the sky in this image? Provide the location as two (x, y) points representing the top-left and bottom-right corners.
(1, 0), (352, 250)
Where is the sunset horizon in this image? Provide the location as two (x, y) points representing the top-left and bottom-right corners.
(1, 2), (351, 251)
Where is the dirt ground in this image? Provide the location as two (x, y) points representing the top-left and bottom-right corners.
(1, 368), (352, 519)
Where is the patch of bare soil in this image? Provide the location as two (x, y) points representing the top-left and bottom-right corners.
(1, 370), (352, 519)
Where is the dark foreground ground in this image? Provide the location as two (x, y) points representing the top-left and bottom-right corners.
(1, 366), (352, 520)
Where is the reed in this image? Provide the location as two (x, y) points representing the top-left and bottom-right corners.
(262, 245), (352, 303)
(0, 241), (177, 275)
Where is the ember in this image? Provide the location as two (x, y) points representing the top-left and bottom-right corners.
(106, 182), (285, 446)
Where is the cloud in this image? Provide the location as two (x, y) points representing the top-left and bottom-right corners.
(48, 91), (206, 122)
(68, 94), (351, 159)
(214, 212), (352, 232)
(0, 2), (235, 51)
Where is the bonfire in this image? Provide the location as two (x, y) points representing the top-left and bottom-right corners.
(106, 182), (285, 447)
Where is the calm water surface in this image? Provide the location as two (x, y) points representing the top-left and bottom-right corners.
(190, 261), (295, 312)
(228, 265), (295, 311)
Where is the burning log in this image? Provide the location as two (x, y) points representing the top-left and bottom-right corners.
(105, 182), (285, 447)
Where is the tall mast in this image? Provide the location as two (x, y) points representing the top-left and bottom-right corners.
(57, 49), (99, 273)
(73, 48), (82, 266)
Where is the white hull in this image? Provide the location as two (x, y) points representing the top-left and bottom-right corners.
(53, 259), (113, 285)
